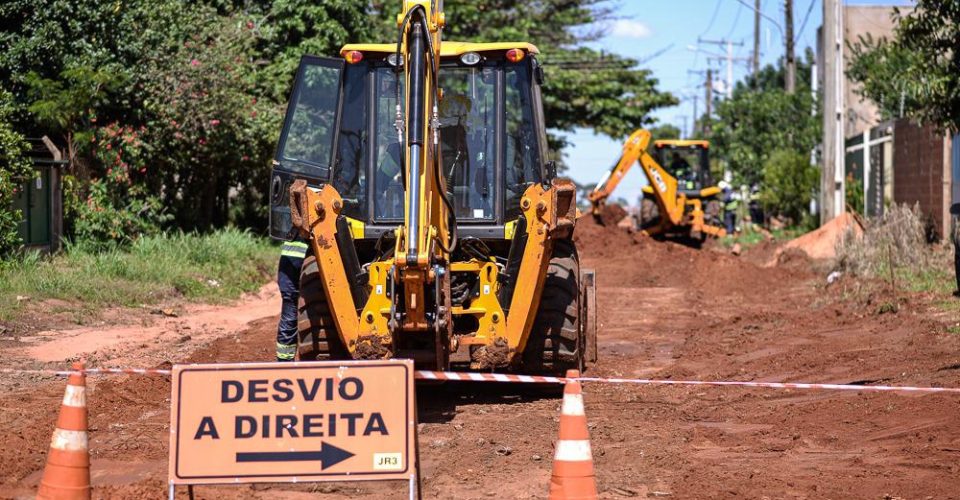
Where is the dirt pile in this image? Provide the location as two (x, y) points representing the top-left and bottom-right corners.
(596, 203), (628, 227)
(574, 214), (638, 259)
(777, 212), (862, 261)
(575, 215), (806, 293)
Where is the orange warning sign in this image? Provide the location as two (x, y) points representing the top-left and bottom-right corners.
(168, 360), (416, 485)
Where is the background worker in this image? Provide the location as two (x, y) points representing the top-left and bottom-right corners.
(720, 181), (738, 235)
(275, 238), (309, 361)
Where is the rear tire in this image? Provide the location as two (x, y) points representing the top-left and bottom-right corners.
(297, 255), (349, 361)
(640, 197), (660, 230)
(523, 238), (583, 375)
(704, 198), (722, 227)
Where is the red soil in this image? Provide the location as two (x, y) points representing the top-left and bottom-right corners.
(1, 217), (959, 498)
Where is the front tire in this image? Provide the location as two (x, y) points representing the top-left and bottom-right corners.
(522, 238), (583, 375)
(297, 255), (349, 361)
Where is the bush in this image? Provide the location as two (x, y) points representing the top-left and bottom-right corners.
(0, 89), (32, 256)
(71, 123), (170, 247)
(835, 203), (929, 277)
(759, 149), (818, 227)
(845, 173), (864, 215)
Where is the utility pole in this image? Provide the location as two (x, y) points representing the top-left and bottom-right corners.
(785, 0), (796, 93)
(753, 0), (761, 82)
(698, 38), (748, 98)
(691, 94), (699, 136)
(705, 68), (713, 137)
(822, 0), (845, 223)
(688, 70), (712, 136)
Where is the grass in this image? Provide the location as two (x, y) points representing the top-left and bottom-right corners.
(895, 265), (955, 295)
(719, 226), (803, 249)
(0, 228), (277, 321)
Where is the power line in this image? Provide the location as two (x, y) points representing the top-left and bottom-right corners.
(700, 0), (724, 37)
(795, 0), (816, 44)
(726, 0), (745, 38)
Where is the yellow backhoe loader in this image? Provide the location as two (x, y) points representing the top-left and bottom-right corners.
(268, 0), (596, 374)
(588, 129), (725, 242)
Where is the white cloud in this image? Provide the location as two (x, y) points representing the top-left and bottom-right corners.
(609, 19), (653, 39)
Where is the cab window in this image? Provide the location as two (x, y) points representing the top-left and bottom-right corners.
(438, 65), (497, 220)
(373, 68), (405, 220)
(504, 62), (542, 218)
(278, 60), (342, 177)
(332, 64), (368, 219)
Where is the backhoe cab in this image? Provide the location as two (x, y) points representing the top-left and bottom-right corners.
(269, 1), (594, 374)
(588, 130), (725, 242)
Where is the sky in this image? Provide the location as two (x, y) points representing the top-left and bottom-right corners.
(561, 0), (913, 206)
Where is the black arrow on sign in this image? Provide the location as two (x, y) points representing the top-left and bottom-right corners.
(236, 442), (355, 470)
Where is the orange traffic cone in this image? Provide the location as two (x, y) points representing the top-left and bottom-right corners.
(37, 361), (91, 500)
(548, 369), (598, 500)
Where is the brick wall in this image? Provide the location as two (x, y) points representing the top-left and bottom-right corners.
(892, 119), (948, 238)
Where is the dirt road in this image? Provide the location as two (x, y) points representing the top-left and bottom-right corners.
(2, 218), (960, 499)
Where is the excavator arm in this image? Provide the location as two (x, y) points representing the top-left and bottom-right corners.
(587, 130), (646, 215)
(393, 0), (449, 333)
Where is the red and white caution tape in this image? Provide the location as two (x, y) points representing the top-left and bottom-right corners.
(4, 367), (960, 395)
(415, 370), (565, 384)
(415, 370), (960, 394)
(570, 376), (960, 394)
(0, 367), (172, 377)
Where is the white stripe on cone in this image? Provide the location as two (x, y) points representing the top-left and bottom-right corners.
(554, 439), (593, 462)
(61, 385), (86, 408)
(50, 429), (88, 452)
(561, 393), (585, 416)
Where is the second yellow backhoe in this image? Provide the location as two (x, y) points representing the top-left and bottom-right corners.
(588, 129), (726, 242)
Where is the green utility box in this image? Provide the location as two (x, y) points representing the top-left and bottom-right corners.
(16, 137), (65, 252)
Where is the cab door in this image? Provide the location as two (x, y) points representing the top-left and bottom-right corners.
(269, 56), (345, 239)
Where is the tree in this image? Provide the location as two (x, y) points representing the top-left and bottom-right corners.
(759, 149), (818, 225)
(709, 51), (820, 186)
(0, 89), (32, 255)
(848, 1), (960, 131)
(649, 124), (681, 142)
(0, 0), (372, 235)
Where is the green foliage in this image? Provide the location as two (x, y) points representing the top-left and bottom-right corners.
(0, 228), (276, 320)
(848, 1), (960, 131)
(759, 149), (818, 225)
(710, 52), (820, 188)
(71, 123), (170, 246)
(139, 9), (280, 229)
(845, 173), (864, 216)
(0, 0), (371, 235)
(0, 89), (32, 255)
(25, 66), (121, 135)
(649, 124), (682, 142)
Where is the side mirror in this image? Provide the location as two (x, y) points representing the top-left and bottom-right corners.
(535, 64), (545, 85)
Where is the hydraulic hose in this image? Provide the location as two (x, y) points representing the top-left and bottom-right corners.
(393, 6), (458, 257)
